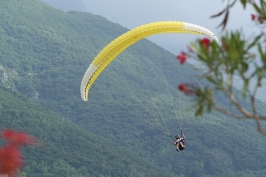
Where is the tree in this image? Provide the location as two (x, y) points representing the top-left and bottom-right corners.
(176, 0), (266, 135)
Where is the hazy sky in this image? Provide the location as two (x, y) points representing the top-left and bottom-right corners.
(41, 0), (265, 102)
(83, 0), (255, 54)
(82, 1), (266, 102)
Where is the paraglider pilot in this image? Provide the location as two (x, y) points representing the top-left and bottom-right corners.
(172, 131), (185, 152)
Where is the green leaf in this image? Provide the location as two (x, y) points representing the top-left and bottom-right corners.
(207, 102), (213, 112)
(206, 76), (217, 85)
(246, 34), (262, 51)
(260, 0), (266, 12)
(241, 62), (248, 73)
(257, 43), (266, 64)
(242, 78), (249, 98)
(195, 105), (204, 117)
(240, 0), (247, 9)
(253, 2), (262, 13)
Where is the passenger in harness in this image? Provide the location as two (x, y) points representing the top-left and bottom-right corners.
(172, 132), (185, 152)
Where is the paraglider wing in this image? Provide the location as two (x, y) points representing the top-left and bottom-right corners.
(80, 21), (218, 101)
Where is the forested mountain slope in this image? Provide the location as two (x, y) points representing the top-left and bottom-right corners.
(41, 0), (86, 12)
(0, 86), (176, 176)
(1, 0), (266, 176)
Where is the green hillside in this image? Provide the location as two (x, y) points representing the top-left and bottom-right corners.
(1, 0), (266, 176)
(0, 86), (176, 176)
(41, 0), (86, 12)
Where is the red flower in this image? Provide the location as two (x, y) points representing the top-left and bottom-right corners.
(251, 14), (264, 24)
(0, 129), (38, 177)
(187, 46), (194, 53)
(176, 52), (187, 64)
(0, 145), (22, 175)
(178, 84), (194, 95)
(2, 129), (36, 147)
(222, 38), (229, 50)
(251, 14), (257, 20)
(200, 38), (210, 51)
(258, 17), (264, 24)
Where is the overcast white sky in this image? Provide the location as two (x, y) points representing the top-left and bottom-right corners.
(82, 0), (255, 54)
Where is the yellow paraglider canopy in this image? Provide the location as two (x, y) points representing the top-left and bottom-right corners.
(80, 21), (218, 101)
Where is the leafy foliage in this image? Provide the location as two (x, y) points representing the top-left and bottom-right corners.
(178, 0), (266, 135)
